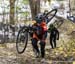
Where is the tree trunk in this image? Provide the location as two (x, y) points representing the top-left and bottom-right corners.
(71, 0), (75, 16)
(69, 0), (71, 15)
(10, 0), (15, 25)
(15, 0), (19, 23)
(29, 0), (40, 19)
(9, 0), (16, 41)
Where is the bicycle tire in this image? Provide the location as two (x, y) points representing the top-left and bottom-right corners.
(46, 9), (57, 24)
(16, 27), (28, 54)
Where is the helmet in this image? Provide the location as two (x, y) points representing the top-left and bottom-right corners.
(34, 13), (43, 24)
(49, 24), (55, 29)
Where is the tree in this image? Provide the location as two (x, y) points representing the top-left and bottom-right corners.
(9, 0), (16, 38)
(69, 0), (71, 15)
(29, 0), (40, 19)
(15, 0), (19, 23)
(70, 0), (75, 16)
(10, 0), (16, 25)
(1, 0), (5, 23)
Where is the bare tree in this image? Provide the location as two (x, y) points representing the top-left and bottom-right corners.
(29, 0), (40, 19)
(69, 0), (71, 15)
(10, 0), (16, 25)
(9, 0), (16, 39)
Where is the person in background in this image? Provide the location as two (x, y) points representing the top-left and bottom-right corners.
(48, 24), (59, 49)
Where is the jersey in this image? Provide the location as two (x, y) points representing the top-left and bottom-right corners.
(32, 21), (47, 40)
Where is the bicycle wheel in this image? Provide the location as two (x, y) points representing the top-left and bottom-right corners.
(16, 27), (28, 54)
(46, 9), (57, 24)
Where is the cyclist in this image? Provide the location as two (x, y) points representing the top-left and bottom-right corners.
(31, 12), (48, 59)
(48, 24), (59, 49)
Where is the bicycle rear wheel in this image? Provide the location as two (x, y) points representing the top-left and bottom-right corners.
(16, 27), (28, 54)
(46, 9), (57, 24)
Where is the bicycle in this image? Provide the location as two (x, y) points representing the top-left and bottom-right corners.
(16, 9), (59, 54)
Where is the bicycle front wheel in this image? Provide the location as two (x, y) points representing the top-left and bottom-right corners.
(16, 27), (28, 54)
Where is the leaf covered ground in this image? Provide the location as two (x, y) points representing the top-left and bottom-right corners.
(0, 20), (75, 64)
(0, 39), (75, 64)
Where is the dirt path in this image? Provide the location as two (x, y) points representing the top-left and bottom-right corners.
(0, 37), (75, 64)
(0, 32), (74, 64)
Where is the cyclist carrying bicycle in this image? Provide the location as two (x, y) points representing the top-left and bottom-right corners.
(16, 9), (57, 61)
(31, 11), (48, 59)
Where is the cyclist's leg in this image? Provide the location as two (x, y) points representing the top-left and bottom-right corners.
(40, 40), (46, 58)
(32, 38), (40, 54)
(53, 36), (57, 48)
(50, 36), (54, 49)
(40, 32), (47, 58)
